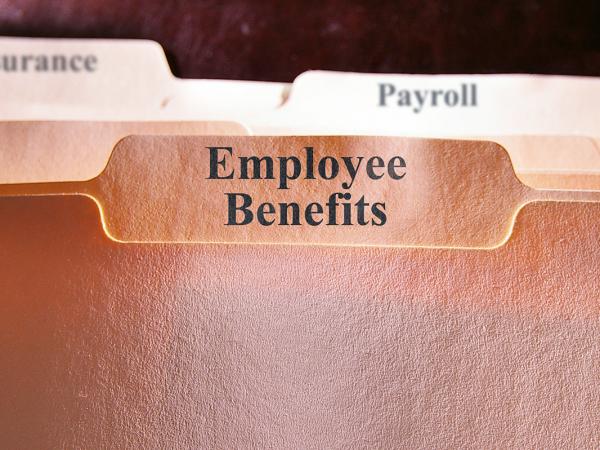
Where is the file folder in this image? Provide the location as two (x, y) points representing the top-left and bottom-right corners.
(0, 194), (598, 448)
(0, 35), (599, 450)
(2, 37), (600, 138)
(2, 37), (600, 187)
(1, 135), (598, 247)
(1, 123), (598, 190)
(0, 121), (247, 183)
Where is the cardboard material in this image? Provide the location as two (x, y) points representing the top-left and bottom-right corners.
(488, 135), (600, 189)
(0, 195), (598, 448)
(3, 37), (600, 138)
(2, 136), (598, 247)
(273, 71), (600, 137)
(0, 122), (599, 188)
(1, 37), (599, 448)
(0, 37), (286, 121)
(2, 37), (600, 183)
(0, 121), (247, 183)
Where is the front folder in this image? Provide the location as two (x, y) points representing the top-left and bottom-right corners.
(0, 189), (599, 446)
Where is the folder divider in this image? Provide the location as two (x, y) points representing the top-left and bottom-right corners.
(1, 135), (599, 248)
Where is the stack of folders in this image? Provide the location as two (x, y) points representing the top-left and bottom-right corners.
(1, 37), (599, 449)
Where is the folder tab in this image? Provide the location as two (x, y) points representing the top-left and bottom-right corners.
(3, 136), (598, 247)
(0, 37), (287, 120)
(279, 71), (600, 136)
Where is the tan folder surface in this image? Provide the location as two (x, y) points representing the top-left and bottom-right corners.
(2, 36), (600, 185)
(2, 37), (600, 449)
(2, 136), (598, 247)
(0, 121), (247, 183)
(1, 136), (598, 447)
(0, 195), (598, 448)
(0, 122), (599, 189)
(489, 135), (600, 189)
(3, 37), (600, 185)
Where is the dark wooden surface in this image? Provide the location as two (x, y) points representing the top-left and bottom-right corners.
(1, 0), (599, 81)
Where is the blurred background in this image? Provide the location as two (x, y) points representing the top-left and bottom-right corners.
(0, 0), (599, 81)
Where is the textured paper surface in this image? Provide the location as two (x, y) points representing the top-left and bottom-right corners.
(0, 121), (247, 183)
(3, 135), (598, 247)
(3, 37), (600, 182)
(0, 195), (598, 448)
(0, 122), (599, 188)
(2, 37), (600, 449)
(491, 135), (600, 189)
